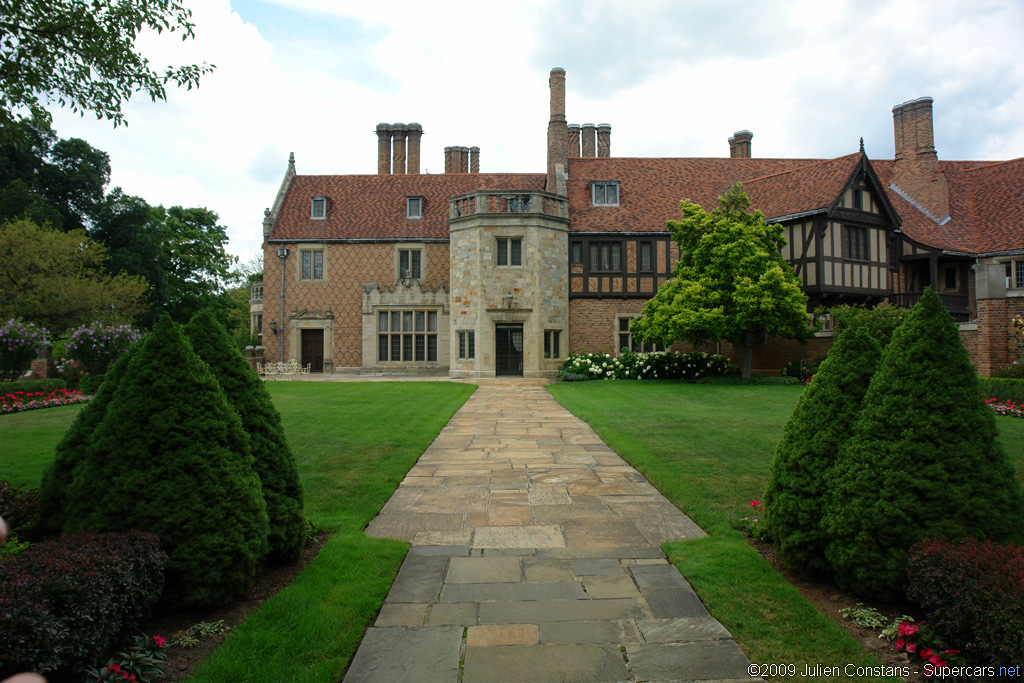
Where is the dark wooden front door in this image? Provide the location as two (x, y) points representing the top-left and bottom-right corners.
(495, 324), (523, 377)
(301, 329), (324, 372)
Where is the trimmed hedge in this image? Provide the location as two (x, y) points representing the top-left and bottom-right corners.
(765, 327), (881, 577)
(185, 310), (305, 563)
(907, 538), (1024, 666)
(0, 379), (67, 395)
(979, 377), (1024, 404)
(0, 531), (166, 681)
(0, 481), (39, 538)
(62, 317), (270, 609)
(823, 289), (1024, 600)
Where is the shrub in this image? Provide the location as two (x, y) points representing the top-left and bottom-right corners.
(0, 379), (66, 394)
(66, 322), (142, 375)
(765, 327), (881, 577)
(906, 537), (1024, 666)
(0, 318), (49, 381)
(990, 362), (1024, 379)
(61, 316), (269, 609)
(36, 348), (135, 539)
(779, 352), (827, 381)
(559, 350), (737, 381)
(185, 310), (305, 563)
(80, 372), (106, 394)
(0, 481), (40, 537)
(59, 358), (83, 389)
(979, 377), (1024, 405)
(823, 289), (1024, 600)
(828, 303), (909, 348)
(0, 531), (166, 681)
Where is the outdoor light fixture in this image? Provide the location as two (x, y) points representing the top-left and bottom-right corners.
(268, 319), (278, 334)
(504, 291), (515, 309)
(276, 247), (289, 259)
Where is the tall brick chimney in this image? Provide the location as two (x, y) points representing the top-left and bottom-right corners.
(470, 146), (480, 173)
(391, 124), (407, 175)
(891, 97), (949, 222)
(444, 146), (454, 173)
(728, 130), (752, 158)
(581, 123), (596, 157)
(567, 124), (581, 158)
(546, 67), (568, 194)
(407, 123), (422, 174)
(376, 123), (391, 174)
(596, 124), (611, 158)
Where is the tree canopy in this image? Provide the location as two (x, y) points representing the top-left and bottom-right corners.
(631, 183), (812, 377)
(0, 0), (214, 131)
(0, 218), (148, 334)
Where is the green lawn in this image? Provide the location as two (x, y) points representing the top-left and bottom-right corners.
(548, 380), (1024, 683)
(0, 381), (475, 683)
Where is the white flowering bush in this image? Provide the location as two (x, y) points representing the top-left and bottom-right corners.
(0, 319), (49, 381)
(559, 350), (737, 381)
(66, 322), (142, 375)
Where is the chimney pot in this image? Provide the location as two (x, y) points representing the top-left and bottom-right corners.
(567, 124), (581, 158)
(391, 123), (407, 175)
(458, 146), (469, 173)
(729, 130), (752, 158)
(581, 123), (596, 157)
(470, 146), (480, 173)
(596, 124), (611, 158)
(444, 146), (454, 174)
(376, 123), (392, 174)
(407, 123), (423, 175)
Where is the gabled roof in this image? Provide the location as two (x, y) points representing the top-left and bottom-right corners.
(743, 153), (862, 220)
(873, 158), (1024, 254)
(566, 157), (818, 232)
(267, 173), (546, 241)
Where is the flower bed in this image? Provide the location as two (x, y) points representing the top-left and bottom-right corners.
(560, 350), (737, 381)
(985, 397), (1024, 418)
(1, 388), (90, 414)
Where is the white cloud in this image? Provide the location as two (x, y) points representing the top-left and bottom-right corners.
(44, 0), (1024, 266)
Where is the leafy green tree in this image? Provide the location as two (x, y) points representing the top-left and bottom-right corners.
(764, 326), (881, 577)
(185, 310), (305, 562)
(62, 317), (270, 609)
(159, 206), (238, 323)
(0, 218), (147, 334)
(631, 183), (812, 378)
(823, 289), (1024, 600)
(828, 303), (909, 348)
(0, 0), (214, 132)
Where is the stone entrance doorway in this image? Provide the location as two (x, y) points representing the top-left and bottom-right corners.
(495, 324), (523, 376)
(301, 329), (324, 372)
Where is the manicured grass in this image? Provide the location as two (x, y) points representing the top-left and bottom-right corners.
(1, 381), (474, 683)
(548, 381), (1024, 683)
(0, 403), (82, 487)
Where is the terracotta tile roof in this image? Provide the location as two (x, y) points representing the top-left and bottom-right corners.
(743, 154), (861, 220)
(268, 173), (546, 241)
(873, 159), (1024, 254)
(566, 157), (825, 232)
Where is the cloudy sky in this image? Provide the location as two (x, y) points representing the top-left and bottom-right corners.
(48, 0), (1024, 266)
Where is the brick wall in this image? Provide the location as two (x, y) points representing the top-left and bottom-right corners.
(963, 297), (1024, 375)
(263, 241), (450, 369)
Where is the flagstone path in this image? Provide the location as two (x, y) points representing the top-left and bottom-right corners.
(344, 380), (762, 683)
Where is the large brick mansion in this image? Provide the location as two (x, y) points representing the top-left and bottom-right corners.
(255, 68), (1023, 377)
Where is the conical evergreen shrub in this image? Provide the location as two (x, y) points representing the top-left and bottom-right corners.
(62, 317), (270, 609)
(823, 288), (1024, 600)
(35, 345), (137, 539)
(184, 310), (304, 562)
(764, 326), (881, 577)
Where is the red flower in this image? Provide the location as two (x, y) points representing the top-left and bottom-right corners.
(749, 500), (761, 507)
(919, 647), (933, 660)
(153, 635), (166, 647)
(905, 642), (917, 654)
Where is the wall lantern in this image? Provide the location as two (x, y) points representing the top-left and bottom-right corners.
(268, 319), (278, 334)
(504, 291), (515, 309)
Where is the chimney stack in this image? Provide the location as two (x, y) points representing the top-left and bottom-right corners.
(891, 97), (949, 221)
(546, 67), (568, 194)
(444, 146), (454, 173)
(596, 124), (611, 158)
(567, 124), (581, 158)
(581, 123), (596, 157)
(470, 146), (480, 173)
(728, 130), (752, 158)
(376, 123), (391, 174)
(391, 124), (407, 175)
(407, 123), (422, 174)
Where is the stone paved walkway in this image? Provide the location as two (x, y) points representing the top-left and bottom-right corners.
(344, 380), (761, 683)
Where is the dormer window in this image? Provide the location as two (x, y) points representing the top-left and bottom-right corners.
(311, 197), (327, 219)
(407, 196), (423, 219)
(592, 181), (619, 206)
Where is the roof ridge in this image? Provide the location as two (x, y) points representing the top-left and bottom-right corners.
(962, 157), (1024, 173)
(740, 152), (860, 185)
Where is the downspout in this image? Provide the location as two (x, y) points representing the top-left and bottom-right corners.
(277, 247), (289, 362)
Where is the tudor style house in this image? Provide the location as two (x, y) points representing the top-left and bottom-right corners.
(258, 68), (1023, 378)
